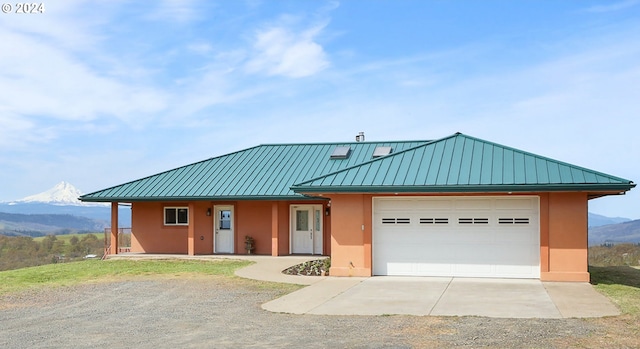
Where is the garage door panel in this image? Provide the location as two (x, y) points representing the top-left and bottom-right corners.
(494, 198), (537, 210)
(494, 231), (537, 244)
(373, 196), (540, 279)
(454, 199), (494, 210)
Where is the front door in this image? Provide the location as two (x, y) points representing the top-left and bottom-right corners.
(214, 205), (234, 254)
(291, 205), (323, 254)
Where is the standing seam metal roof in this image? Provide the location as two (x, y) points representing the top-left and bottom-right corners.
(80, 141), (427, 201)
(80, 133), (635, 202)
(291, 133), (636, 194)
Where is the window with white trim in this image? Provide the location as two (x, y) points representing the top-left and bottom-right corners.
(165, 207), (189, 225)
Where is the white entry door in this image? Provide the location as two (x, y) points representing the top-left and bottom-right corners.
(291, 205), (323, 254)
(214, 205), (234, 254)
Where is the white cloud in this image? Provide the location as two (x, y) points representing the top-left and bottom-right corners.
(0, 4), (174, 152)
(245, 22), (330, 78)
(0, 30), (168, 123)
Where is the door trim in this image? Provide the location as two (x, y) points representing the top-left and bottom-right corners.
(289, 204), (323, 255)
(214, 205), (235, 254)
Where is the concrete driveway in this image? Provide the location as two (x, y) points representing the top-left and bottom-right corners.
(108, 254), (620, 319)
(263, 276), (620, 319)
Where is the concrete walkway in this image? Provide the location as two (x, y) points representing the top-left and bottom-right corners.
(107, 254), (620, 318)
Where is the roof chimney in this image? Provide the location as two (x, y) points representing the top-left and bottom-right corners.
(355, 132), (365, 142)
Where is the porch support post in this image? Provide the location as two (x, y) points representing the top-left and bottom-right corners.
(110, 202), (119, 255)
(188, 202), (196, 256)
(271, 202), (279, 256)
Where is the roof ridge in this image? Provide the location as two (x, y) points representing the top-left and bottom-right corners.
(257, 140), (431, 146)
(291, 132), (635, 191)
(292, 133), (457, 187)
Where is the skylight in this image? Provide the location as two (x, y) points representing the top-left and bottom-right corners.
(330, 146), (351, 159)
(373, 146), (392, 158)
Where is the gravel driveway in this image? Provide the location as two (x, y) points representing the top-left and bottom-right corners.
(0, 276), (603, 348)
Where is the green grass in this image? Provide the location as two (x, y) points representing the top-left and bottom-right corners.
(590, 265), (640, 316)
(0, 259), (252, 295)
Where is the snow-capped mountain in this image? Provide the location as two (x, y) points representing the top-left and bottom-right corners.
(0, 181), (131, 231)
(14, 181), (86, 206)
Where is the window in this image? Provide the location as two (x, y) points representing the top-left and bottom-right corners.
(219, 210), (232, 229)
(296, 210), (309, 231)
(330, 146), (351, 159)
(498, 218), (530, 225)
(458, 217), (489, 225)
(165, 207), (188, 225)
(372, 146), (393, 158)
(381, 218), (411, 224)
(420, 218), (449, 224)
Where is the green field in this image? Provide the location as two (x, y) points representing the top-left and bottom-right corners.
(0, 259), (254, 295)
(33, 233), (102, 243)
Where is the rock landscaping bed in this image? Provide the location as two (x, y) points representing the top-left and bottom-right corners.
(282, 258), (330, 276)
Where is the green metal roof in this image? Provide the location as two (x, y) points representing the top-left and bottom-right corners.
(81, 133), (635, 202)
(80, 141), (427, 202)
(291, 133), (636, 195)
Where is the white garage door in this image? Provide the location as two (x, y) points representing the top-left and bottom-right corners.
(373, 197), (540, 278)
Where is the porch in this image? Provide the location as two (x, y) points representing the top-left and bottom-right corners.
(105, 199), (330, 258)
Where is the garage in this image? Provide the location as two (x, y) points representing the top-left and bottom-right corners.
(373, 196), (540, 278)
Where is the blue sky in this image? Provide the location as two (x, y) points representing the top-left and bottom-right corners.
(1, 0), (639, 219)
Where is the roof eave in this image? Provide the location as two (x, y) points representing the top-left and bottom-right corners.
(79, 194), (319, 202)
(292, 183), (636, 194)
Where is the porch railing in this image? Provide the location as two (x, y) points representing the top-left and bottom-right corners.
(103, 228), (132, 259)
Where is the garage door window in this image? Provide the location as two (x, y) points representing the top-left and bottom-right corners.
(419, 218), (449, 224)
(498, 218), (530, 225)
(458, 217), (489, 224)
(381, 218), (411, 224)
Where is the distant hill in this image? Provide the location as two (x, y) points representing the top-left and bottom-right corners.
(588, 212), (631, 228)
(589, 219), (640, 245)
(0, 212), (109, 237)
(0, 202), (131, 224)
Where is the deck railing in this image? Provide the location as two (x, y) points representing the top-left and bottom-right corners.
(103, 228), (132, 259)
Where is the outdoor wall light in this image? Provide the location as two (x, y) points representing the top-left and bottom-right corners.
(325, 207), (330, 216)
(206, 208), (212, 216)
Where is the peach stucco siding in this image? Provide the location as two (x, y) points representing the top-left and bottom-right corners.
(327, 194), (373, 277)
(130, 200), (330, 256)
(125, 191), (590, 282)
(326, 192), (591, 282)
(540, 192), (589, 281)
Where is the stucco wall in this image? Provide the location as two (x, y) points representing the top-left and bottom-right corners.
(129, 200), (330, 256)
(236, 201), (273, 255)
(541, 192), (589, 282)
(326, 192), (591, 282)
(131, 202), (192, 254)
(327, 194), (372, 277)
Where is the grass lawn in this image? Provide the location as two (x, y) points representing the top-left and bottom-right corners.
(590, 265), (640, 316)
(578, 266), (640, 348)
(0, 259), (263, 295)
